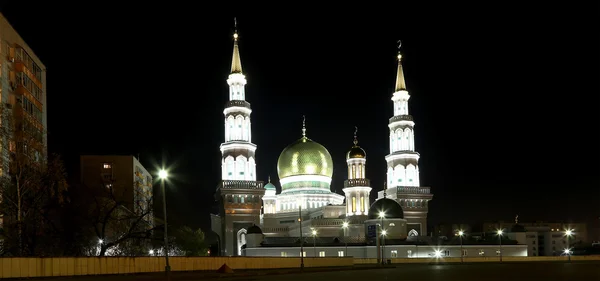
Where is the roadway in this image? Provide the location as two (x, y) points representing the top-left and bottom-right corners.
(221, 262), (600, 281)
(12, 261), (600, 281)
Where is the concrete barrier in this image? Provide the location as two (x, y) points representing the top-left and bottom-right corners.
(0, 256), (354, 278)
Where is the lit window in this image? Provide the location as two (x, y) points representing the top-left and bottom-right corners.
(338, 251), (344, 257)
(103, 163), (112, 169)
(302, 251), (306, 257)
(319, 251), (325, 257)
(281, 252), (287, 257)
(391, 250), (398, 258)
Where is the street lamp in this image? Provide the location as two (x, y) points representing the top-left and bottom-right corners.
(565, 229), (573, 262)
(458, 230), (464, 262)
(159, 169), (171, 278)
(379, 212), (386, 264)
(311, 229), (318, 257)
(298, 203), (304, 270)
(342, 222), (349, 256)
(497, 229), (503, 262)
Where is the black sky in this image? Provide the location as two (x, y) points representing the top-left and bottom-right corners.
(1, 2), (598, 233)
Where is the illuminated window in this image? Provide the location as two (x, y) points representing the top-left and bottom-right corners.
(319, 251), (325, 257)
(103, 163), (112, 169)
(391, 250), (398, 258)
(281, 252), (287, 257)
(302, 251), (306, 257)
(360, 196), (365, 212)
(338, 251), (344, 257)
(352, 197), (356, 212)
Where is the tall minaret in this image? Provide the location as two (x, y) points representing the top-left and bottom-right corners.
(381, 41), (433, 237)
(213, 19), (265, 257)
(343, 127), (372, 217)
(221, 19), (256, 181)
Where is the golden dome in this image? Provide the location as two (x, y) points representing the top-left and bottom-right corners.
(347, 145), (366, 159)
(277, 136), (334, 179)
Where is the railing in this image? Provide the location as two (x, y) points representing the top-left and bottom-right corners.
(396, 186), (430, 194)
(344, 179), (371, 188)
(225, 100), (251, 109)
(220, 180), (264, 190)
(310, 219), (345, 226)
(389, 115), (413, 123)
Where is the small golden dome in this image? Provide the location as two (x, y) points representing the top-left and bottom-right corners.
(277, 136), (334, 179)
(347, 145), (366, 159)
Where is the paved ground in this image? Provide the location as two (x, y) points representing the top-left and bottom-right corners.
(10, 262), (600, 281)
(241, 262), (600, 281)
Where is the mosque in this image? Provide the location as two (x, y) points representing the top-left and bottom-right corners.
(210, 27), (527, 259)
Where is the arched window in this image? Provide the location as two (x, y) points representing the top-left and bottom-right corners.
(226, 116), (235, 141)
(248, 157), (256, 180)
(395, 128), (403, 151)
(242, 117), (248, 141)
(394, 165), (406, 186)
(236, 156), (247, 180)
(225, 156), (234, 179)
(404, 128), (412, 151)
(407, 164), (417, 186)
(408, 229), (418, 236)
(235, 115), (244, 140)
(387, 167), (394, 187)
(389, 132), (394, 153)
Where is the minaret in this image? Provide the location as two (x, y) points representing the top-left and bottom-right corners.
(343, 127), (372, 217)
(213, 19), (265, 257)
(382, 41), (433, 237)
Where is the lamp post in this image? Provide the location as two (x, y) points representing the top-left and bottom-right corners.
(342, 222), (349, 256)
(159, 169), (171, 278)
(381, 230), (387, 264)
(458, 230), (464, 262)
(565, 229), (573, 262)
(497, 229), (503, 262)
(311, 229), (318, 256)
(379, 212), (386, 264)
(298, 204), (304, 270)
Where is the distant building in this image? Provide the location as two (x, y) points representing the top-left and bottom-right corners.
(0, 12), (47, 230)
(80, 155), (154, 227)
(484, 220), (588, 256)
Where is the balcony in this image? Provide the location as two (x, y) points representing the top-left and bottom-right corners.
(225, 100), (251, 110)
(389, 115), (413, 123)
(219, 180), (264, 190)
(396, 186), (430, 194)
(344, 179), (371, 188)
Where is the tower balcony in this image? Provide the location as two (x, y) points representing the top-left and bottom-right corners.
(225, 100), (251, 110)
(389, 115), (413, 123)
(396, 186), (430, 194)
(218, 180), (264, 190)
(344, 178), (371, 188)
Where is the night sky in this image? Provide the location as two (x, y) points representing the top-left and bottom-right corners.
(1, 2), (598, 234)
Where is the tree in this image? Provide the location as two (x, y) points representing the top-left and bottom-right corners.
(81, 177), (156, 256)
(0, 103), (67, 256)
(173, 226), (208, 256)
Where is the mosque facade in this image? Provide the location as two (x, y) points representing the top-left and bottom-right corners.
(210, 27), (528, 259)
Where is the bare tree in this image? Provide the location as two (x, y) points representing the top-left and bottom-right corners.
(0, 103), (60, 256)
(84, 177), (156, 256)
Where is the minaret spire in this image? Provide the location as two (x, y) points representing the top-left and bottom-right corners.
(395, 40), (406, 92)
(302, 115), (306, 137)
(231, 17), (243, 74)
(353, 126), (358, 146)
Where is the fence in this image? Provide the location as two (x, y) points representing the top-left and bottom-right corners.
(354, 255), (600, 264)
(0, 256), (353, 278)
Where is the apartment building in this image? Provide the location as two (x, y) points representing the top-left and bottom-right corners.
(484, 221), (588, 256)
(80, 155), (154, 227)
(0, 12), (47, 229)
